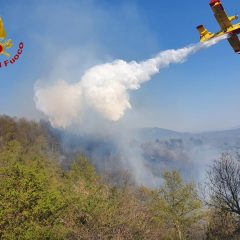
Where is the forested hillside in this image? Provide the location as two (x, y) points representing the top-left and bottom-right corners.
(0, 116), (240, 239)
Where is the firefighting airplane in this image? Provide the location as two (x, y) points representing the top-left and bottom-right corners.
(197, 0), (240, 54)
(0, 17), (13, 57)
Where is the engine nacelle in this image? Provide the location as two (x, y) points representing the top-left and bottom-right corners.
(229, 15), (238, 22)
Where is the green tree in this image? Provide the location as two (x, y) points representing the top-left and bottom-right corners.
(152, 171), (202, 240)
(0, 140), (67, 239)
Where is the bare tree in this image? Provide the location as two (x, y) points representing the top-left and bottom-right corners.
(206, 153), (240, 216)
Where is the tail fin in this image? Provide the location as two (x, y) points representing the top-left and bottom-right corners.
(196, 25), (214, 42)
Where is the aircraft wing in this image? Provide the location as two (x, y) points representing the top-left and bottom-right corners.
(228, 34), (240, 53)
(0, 17), (6, 39)
(210, 0), (232, 30)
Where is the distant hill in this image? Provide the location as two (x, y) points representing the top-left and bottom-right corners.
(136, 127), (240, 151)
(136, 127), (190, 141)
(50, 126), (240, 184)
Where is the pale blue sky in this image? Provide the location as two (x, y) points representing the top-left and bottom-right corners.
(0, 0), (240, 132)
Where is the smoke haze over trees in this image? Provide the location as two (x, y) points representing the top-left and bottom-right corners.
(1, 116), (240, 239)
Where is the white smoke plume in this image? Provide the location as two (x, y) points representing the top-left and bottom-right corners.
(35, 36), (226, 128)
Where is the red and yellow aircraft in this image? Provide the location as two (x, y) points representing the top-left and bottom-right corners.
(197, 0), (240, 54)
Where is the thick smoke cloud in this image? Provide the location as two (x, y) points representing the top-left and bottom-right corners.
(35, 36), (227, 186)
(34, 36), (225, 128)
